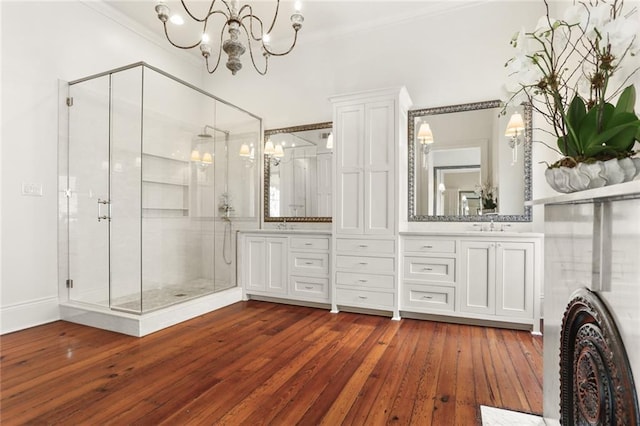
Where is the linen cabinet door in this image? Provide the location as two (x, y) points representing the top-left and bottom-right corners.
(460, 241), (495, 315)
(364, 99), (395, 235)
(335, 103), (364, 235)
(495, 242), (534, 319)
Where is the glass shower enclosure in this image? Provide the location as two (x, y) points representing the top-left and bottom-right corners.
(60, 62), (260, 314)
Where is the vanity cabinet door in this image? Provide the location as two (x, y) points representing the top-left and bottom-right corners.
(495, 242), (534, 318)
(244, 236), (287, 295)
(460, 241), (495, 315)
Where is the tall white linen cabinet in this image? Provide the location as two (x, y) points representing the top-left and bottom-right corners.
(330, 87), (413, 319)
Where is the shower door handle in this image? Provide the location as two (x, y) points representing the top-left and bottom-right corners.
(97, 198), (111, 222)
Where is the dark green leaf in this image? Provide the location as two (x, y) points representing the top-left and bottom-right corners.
(615, 85), (637, 115)
(566, 95), (586, 129)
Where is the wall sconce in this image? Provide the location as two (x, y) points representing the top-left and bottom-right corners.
(239, 143), (251, 157)
(326, 132), (334, 150)
(191, 149), (213, 169)
(417, 122), (434, 147)
(274, 144), (284, 158)
(264, 139), (276, 156)
(505, 112), (525, 164)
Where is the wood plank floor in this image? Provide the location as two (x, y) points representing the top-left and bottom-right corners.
(0, 301), (542, 425)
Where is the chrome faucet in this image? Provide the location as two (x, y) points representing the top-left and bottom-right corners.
(489, 218), (495, 231)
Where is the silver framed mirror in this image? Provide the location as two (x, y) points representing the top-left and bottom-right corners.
(264, 122), (333, 223)
(408, 100), (532, 222)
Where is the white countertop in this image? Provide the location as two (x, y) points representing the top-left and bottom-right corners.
(530, 180), (640, 206)
(399, 231), (543, 238)
(237, 229), (332, 235)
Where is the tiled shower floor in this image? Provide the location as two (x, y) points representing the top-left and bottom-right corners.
(111, 278), (235, 313)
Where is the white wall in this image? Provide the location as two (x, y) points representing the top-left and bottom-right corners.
(0, 1), (204, 333)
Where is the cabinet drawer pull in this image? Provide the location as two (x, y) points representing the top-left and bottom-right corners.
(358, 295), (368, 299)
(422, 295), (433, 300)
(304, 242), (313, 246)
(304, 262), (314, 265)
(358, 244), (368, 248)
(358, 279), (368, 283)
(423, 267), (433, 271)
(422, 245), (433, 249)
(304, 286), (314, 290)
(358, 262), (368, 265)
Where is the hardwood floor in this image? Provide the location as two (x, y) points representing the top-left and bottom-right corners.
(0, 301), (542, 425)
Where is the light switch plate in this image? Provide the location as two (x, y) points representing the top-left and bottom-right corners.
(22, 182), (43, 196)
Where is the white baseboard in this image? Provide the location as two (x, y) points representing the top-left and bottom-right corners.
(1, 296), (60, 335)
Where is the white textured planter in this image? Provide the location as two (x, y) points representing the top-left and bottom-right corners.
(545, 158), (640, 193)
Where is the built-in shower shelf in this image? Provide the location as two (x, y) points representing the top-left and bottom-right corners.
(142, 152), (190, 164)
(142, 179), (188, 187)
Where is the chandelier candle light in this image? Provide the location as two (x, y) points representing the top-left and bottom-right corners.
(154, 0), (304, 75)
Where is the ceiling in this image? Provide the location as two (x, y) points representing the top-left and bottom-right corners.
(104, 1), (478, 52)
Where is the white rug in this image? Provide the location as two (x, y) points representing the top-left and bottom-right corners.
(481, 405), (546, 425)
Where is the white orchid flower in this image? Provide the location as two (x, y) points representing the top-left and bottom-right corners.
(603, 17), (640, 61)
(563, 4), (583, 26)
(581, 3), (612, 39)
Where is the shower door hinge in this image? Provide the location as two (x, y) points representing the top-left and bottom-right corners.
(66, 97), (73, 107)
(66, 279), (74, 289)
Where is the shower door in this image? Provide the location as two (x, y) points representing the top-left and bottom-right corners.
(66, 68), (143, 310)
(67, 75), (111, 307)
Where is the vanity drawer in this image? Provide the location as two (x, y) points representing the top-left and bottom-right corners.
(404, 238), (456, 254)
(290, 252), (329, 275)
(404, 256), (455, 282)
(336, 288), (394, 309)
(290, 236), (330, 251)
(336, 255), (395, 273)
(336, 238), (395, 254)
(336, 271), (395, 290)
(291, 276), (329, 300)
(402, 283), (455, 312)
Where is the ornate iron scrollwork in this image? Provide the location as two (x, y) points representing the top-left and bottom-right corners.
(560, 288), (639, 425)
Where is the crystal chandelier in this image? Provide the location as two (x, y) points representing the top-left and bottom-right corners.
(154, 0), (304, 75)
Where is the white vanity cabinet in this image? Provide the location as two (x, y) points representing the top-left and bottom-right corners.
(243, 236), (288, 295)
(330, 87), (412, 319)
(400, 233), (542, 332)
(401, 236), (458, 314)
(460, 240), (534, 320)
(240, 232), (331, 304)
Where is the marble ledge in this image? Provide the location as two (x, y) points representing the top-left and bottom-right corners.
(529, 179), (640, 206)
(480, 406), (545, 426)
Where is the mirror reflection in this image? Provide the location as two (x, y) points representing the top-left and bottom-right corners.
(409, 100), (532, 222)
(264, 122), (333, 222)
